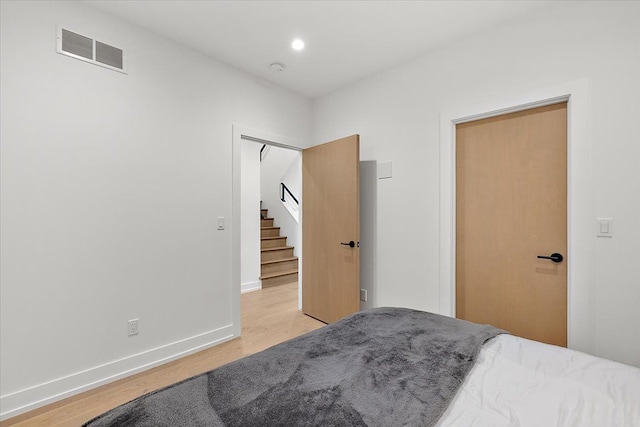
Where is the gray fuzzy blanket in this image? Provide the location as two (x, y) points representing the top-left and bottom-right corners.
(84, 308), (505, 426)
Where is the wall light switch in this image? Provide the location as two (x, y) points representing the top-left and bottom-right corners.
(597, 218), (613, 237)
(217, 217), (225, 230)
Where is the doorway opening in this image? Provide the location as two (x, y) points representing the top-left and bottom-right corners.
(232, 127), (304, 337)
(249, 140), (302, 292)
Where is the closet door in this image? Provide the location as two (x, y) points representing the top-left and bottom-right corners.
(456, 103), (567, 346)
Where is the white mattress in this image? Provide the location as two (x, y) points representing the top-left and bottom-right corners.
(436, 334), (640, 427)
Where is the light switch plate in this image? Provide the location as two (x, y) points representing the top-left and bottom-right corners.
(217, 217), (225, 230)
(596, 218), (613, 237)
(378, 161), (392, 179)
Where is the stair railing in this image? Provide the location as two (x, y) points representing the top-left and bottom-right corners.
(280, 182), (300, 223)
(280, 182), (299, 205)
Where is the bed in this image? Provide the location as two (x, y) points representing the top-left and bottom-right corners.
(84, 308), (640, 426)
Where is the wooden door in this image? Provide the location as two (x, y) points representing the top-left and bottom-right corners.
(302, 135), (360, 323)
(456, 103), (567, 346)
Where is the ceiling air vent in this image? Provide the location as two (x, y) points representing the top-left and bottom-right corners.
(57, 26), (127, 74)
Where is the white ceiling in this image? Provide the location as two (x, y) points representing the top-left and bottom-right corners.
(86, 1), (555, 99)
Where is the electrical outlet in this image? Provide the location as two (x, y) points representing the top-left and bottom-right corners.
(128, 318), (139, 336)
(360, 289), (368, 302)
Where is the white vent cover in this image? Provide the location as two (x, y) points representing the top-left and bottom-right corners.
(56, 26), (127, 74)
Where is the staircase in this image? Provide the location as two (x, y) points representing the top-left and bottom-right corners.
(260, 208), (299, 288)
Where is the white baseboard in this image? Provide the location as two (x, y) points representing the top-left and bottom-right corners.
(241, 280), (261, 293)
(0, 325), (236, 421)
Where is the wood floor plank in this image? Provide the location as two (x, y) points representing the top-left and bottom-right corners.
(2, 282), (323, 427)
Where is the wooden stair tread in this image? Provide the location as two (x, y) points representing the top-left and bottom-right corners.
(260, 269), (298, 280)
(259, 209), (297, 288)
(261, 246), (293, 252)
(261, 257), (298, 265)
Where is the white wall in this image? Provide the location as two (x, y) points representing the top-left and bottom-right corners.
(241, 142), (262, 292)
(312, 1), (640, 367)
(0, 0), (310, 418)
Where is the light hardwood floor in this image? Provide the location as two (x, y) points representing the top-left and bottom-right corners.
(2, 282), (324, 427)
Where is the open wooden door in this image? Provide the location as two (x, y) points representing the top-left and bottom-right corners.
(302, 135), (360, 323)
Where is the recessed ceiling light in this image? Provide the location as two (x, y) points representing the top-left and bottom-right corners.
(291, 39), (305, 51)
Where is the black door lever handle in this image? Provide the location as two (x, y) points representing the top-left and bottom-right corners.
(537, 253), (564, 263)
(341, 241), (356, 248)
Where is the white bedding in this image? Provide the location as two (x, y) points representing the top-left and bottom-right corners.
(437, 334), (640, 427)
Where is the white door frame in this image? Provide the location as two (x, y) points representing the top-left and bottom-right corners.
(439, 78), (592, 353)
(231, 125), (304, 336)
